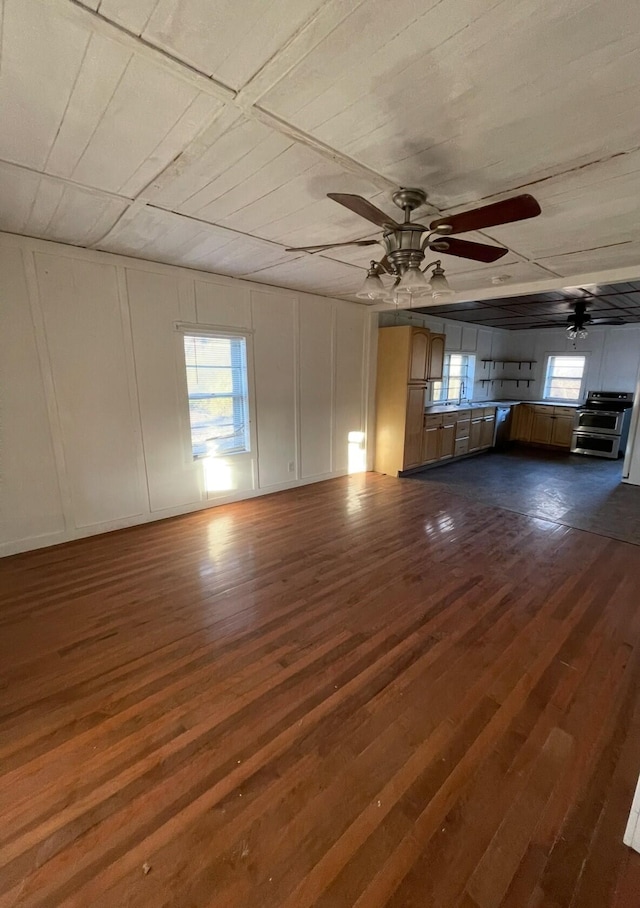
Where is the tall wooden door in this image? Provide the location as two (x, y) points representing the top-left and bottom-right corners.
(403, 386), (426, 468)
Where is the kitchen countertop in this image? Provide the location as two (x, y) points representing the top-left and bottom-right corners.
(425, 400), (582, 414)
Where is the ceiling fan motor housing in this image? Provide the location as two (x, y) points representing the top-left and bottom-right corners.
(383, 224), (428, 274)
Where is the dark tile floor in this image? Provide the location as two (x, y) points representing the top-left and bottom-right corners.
(408, 446), (640, 545)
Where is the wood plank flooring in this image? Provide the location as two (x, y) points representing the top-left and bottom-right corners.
(1, 473), (640, 907)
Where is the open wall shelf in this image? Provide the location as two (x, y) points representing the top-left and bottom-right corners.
(479, 359), (537, 388)
(479, 377), (535, 388)
(480, 359), (537, 369)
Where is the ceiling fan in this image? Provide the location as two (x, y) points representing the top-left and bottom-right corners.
(286, 188), (542, 302)
(539, 300), (625, 338)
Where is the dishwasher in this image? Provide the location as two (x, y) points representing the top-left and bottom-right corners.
(493, 406), (513, 449)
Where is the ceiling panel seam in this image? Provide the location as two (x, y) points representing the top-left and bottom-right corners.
(233, 0), (368, 108)
(0, 157), (134, 203)
(0, 0), (4, 82)
(60, 0), (400, 195)
(43, 30), (94, 173)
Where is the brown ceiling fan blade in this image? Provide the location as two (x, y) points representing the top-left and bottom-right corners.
(327, 193), (399, 229)
(588, 317), (625, 325)
(434, 237), (509, 263)
(430, 194), (541, 235)
(285, 239), (380, 253)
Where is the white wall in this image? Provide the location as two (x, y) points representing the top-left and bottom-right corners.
(0, 234), (374, 556)
(503, 325), (640, 400)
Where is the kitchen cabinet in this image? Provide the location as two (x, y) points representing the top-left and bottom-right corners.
(374, 326), (445, 475)
(511, 403), (533, 442)
(427, 333), (445, 381)
(409, 329), (430, 383)
(530, 406), (555, 445)
(469, 416), (483, 451)
(551, 408), (575, 447)
(404, 386), (426, 468)
(422, 419), (441, 464)
(422, 413), (457, 464)
(440, 415), (457, 460)
(511, 403), (575, 449)
(480, 412), (496, 448)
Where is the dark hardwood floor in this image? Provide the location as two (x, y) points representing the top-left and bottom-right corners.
(1, 473), (640, 907)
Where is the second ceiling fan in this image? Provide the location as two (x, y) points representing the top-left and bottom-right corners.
(286, 188), (542, 301)
(539, 299), (625, 338)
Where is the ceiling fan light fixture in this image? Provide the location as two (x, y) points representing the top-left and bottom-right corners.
(567, 324), (588, 340)
(397, 264), (431, 298)
(428, 263), (455, 301)
(356, 262), (387, 299)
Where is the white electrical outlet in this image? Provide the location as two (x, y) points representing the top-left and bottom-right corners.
(288, 461), (295, 472)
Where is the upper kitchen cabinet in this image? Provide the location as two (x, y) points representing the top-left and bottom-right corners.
(379, 325), (445, 386)
(427, 333), (445, 381)
(409, 328), (430, 383)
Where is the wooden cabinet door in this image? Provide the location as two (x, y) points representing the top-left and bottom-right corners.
(404, 386), (426, 468)
(422, 426), (440, 464)
(530, 411), (554, 445)
(512, 404), (533, 442)
(551, 414), (574, 448)
(427, 333), (445, 380)
(439, 423), (456, 459)
(480, 416), (495, 448)
(469, 417), (483, 451)
(408, 329), (429, 383)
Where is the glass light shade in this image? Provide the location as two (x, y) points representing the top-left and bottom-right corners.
(356, 271), (386, 300)
(429, 268), (455, 301)
(567, 325), (588, 340)
(397, 265), (431, 298)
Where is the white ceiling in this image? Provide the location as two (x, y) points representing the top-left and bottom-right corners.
(2, 0), (640, 302)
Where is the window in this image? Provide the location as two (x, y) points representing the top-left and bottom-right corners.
(432, 354), (475, 402)
(183, 333), (250, 458)
(543, 354), (586, 401)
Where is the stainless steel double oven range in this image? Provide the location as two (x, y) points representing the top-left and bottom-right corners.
(571, 391), (635, 459)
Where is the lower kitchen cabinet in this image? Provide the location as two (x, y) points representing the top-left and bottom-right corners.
(376, 401), (497, 476)
(551, 408), (575, 447)
(422, 414), (456, 464)
(511, 403), (534, 442)
(530, 406), (555, 445)
(469, 415), (483, 451)
(511, 404), (575, 449)
(480, 412), (496, 448)
(440, 418), (456, 460)
(422, 416), (441, 464)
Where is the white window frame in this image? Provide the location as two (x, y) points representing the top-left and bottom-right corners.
(543, 353), (588, 402)
(177, 324), (254, 460)
(432, 353), (476, 403)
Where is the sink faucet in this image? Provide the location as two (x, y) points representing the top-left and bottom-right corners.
(458, 381), (466, 405)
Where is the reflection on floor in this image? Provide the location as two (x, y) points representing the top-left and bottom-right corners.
(408, 446), (640, 546)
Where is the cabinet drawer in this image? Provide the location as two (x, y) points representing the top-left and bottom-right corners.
(442, 413), (457, 427)
(454, 437), (470, 457)
(455, 418), (470, 439)
(553, 406), (576, 418)
(456, 409), (471, 420)
(424, 414), (443, 429)
(482, 406), (496, 417)
(532, 405), (552, 415)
